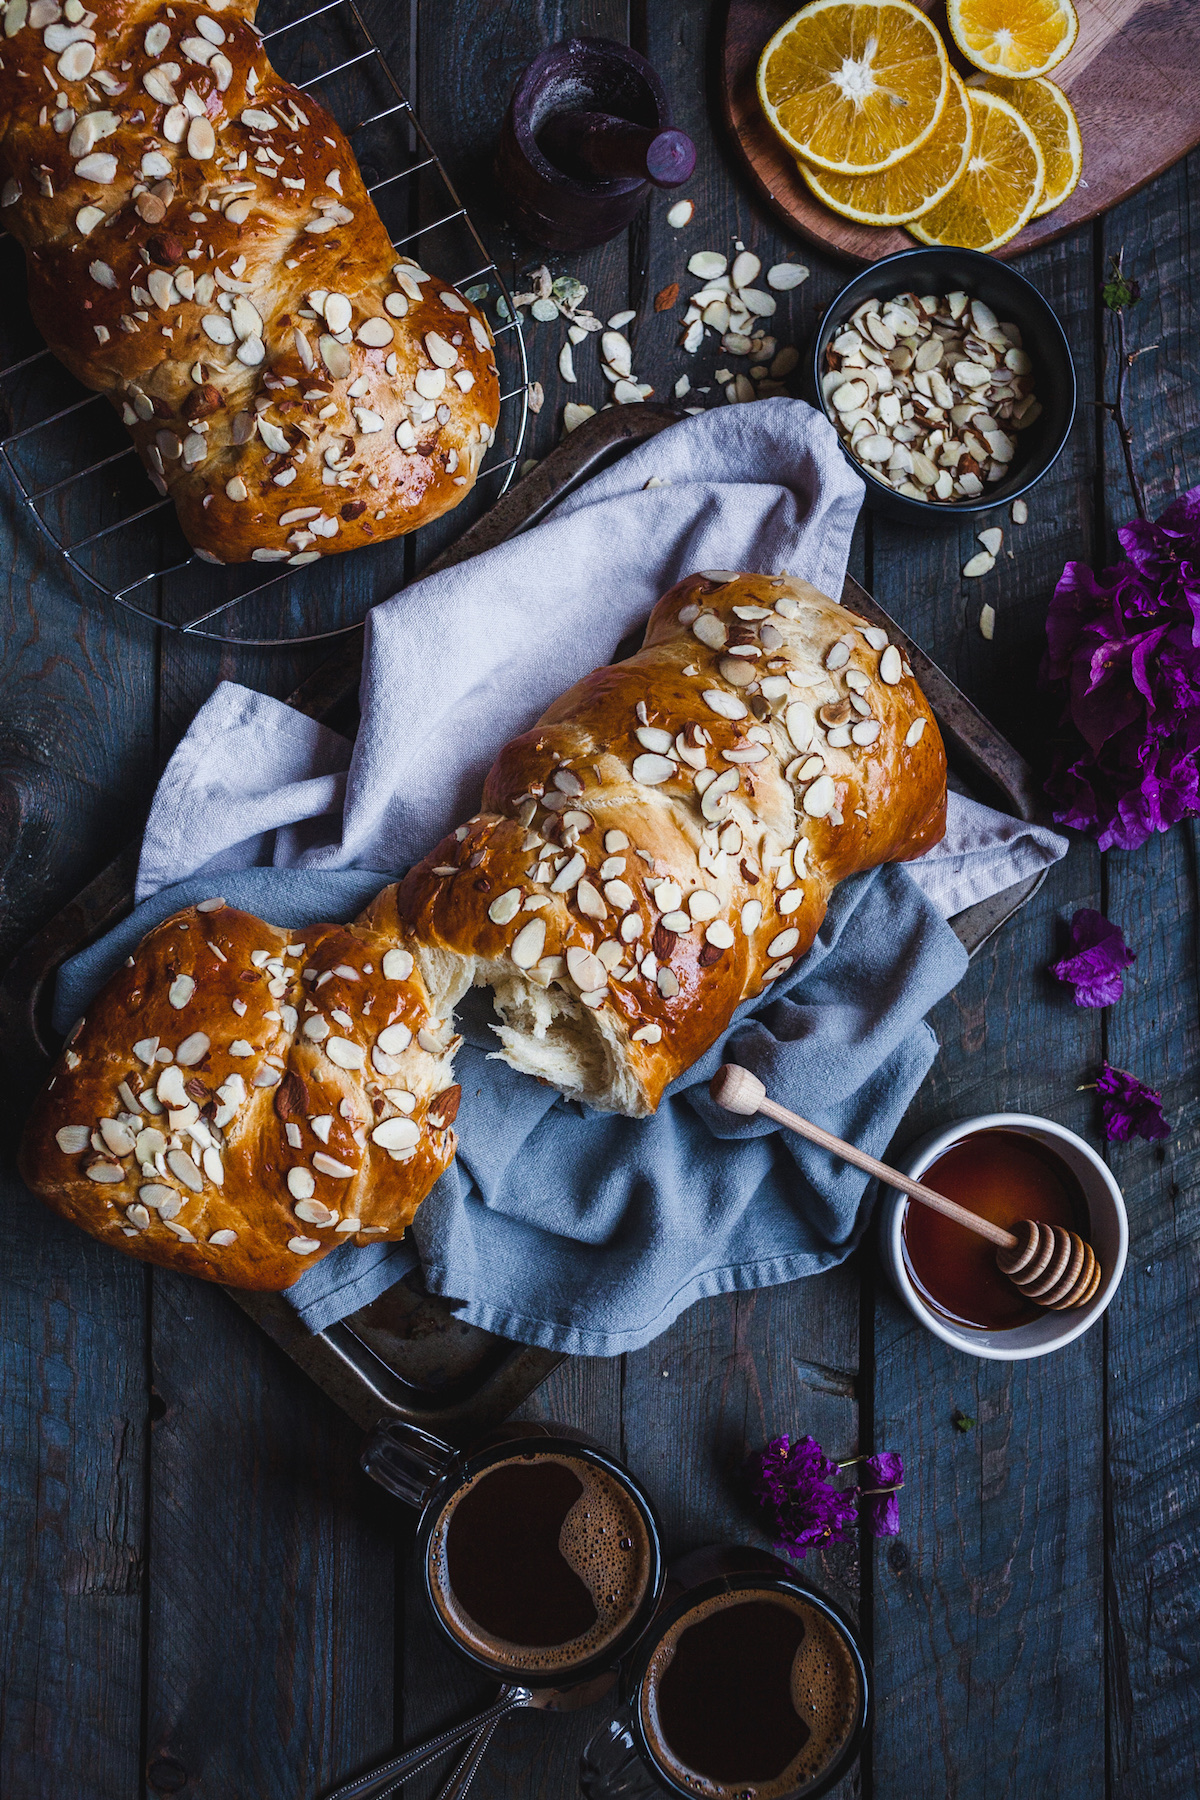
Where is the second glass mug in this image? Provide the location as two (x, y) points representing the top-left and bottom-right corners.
(579, 1545), (871, 1800)
(322, 1416), (667, 1800)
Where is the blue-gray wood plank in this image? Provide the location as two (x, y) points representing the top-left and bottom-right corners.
(1, 1), (1197, 1796)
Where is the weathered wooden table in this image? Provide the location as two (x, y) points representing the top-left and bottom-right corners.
(2, 3), (1197, 1797)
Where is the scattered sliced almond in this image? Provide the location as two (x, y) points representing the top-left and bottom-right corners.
(1011, 497), (1028, 524)
(558, 342), (576, 383)
(962, 550), (995, 578)
(977, 526), (1003, 556)
(601, 329), (633, 378)
(767, 263), (809, 290)
(562, 402), (595, 433)
(667, 199), (694, 228)
(980, 604), (996, 640)
(688, 250), (727, 280)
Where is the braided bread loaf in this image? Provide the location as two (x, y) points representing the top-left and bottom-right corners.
(19, 892), (461, 1288)
(0, 0), (500, 564)
(400, 572), (947, 1117)
(19, 572), (948, 1284)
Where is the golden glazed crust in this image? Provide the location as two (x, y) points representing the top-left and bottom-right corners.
(0, 0), (500, 564)
(19, 893), (461, 1289)
(399, 572), (947, 1116)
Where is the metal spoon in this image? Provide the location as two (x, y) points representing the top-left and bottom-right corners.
(344, 1716), (500, 1800)
(321, 1685), (551, 1800)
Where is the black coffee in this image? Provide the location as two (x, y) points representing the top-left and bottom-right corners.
(427, 1452), (652, 1674)
(640, 1588), (860, 1799)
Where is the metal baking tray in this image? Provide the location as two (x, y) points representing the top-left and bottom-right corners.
(0, 403), (1052, 1440)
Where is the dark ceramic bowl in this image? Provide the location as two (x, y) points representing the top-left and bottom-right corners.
(806, 246), (1076, 526)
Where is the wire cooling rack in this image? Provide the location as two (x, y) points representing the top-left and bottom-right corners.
(0, 0), (528, 646)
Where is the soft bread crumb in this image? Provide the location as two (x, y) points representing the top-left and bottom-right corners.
(416, 943), (651, 1117)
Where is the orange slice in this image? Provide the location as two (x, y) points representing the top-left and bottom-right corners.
(973, 74), (1082, 215)
(757, 0), (950, 176)
(947, 0), (1079, 79)
(797, 68), (973, 226)
(909, 87), (1044, 252)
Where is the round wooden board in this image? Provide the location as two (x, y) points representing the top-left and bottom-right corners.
(722, 0), (1200, 265)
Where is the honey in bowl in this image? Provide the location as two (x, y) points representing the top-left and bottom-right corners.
(902, 1129), (1088, 1330)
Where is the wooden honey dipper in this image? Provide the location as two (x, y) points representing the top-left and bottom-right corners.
(710, 1065), (1103, 1311)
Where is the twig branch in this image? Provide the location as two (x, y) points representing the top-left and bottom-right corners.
(1102, 251), (1149, 521)
(1112, 304), (1148, 521)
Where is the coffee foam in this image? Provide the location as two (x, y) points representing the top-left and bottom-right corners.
(427, 1453), (652, 1673)
(640, 1588), (861, 1799)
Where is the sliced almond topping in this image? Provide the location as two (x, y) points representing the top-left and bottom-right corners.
(566, 946), (606, 992)
(802, 774), (836, 818)
(371, 1117), (420, 1151)
(692, 613), (727, 650)
(511, 918), (547, 969)
(313, 1152), (356, 1179)
(632, 752), (676, 786)
(488, 888), (522, 925)
(702, 690), (748, 722)
(635, 725), (674, 755)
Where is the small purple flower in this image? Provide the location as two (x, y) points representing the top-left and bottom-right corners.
(863, 1451), (904, 1488)
(1096, 1062), (1171, 1142)
(747, 1437), (903, 1557)
(748, 1435), (858, 1560)
(1050, 909), (1136, 1007)
(856, 1451), (904, 1539)
(862, 1488), (901, 1538)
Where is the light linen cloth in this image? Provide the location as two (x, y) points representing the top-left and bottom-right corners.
(63, 400), (1066, 1351)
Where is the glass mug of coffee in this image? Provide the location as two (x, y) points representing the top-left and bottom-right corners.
(361, 1418), (665, 1689)
(580, 1545), (870, 1800)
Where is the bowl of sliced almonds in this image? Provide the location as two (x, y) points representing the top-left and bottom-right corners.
(808, 246), (1076, 523)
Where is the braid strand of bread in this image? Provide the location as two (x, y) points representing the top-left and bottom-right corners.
(399, 572), (947, 1117)
(19, 892), (462, 1288)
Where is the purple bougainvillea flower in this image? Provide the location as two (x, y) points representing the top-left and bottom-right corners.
(1050, 909), (1136, 1007)
(1040, 484), (1200, 849)
(863, 1451), (904, 1489)
(748, 1438), (904, 1557)
(863, 1488), (901, 1538)
(748, 1435), (858, 1560)
(1096, 1062), (1171, 1141)
(858, 1451), (904, 1539)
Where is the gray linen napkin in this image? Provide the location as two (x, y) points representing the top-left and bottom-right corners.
(56, 401), (1067, 1351)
